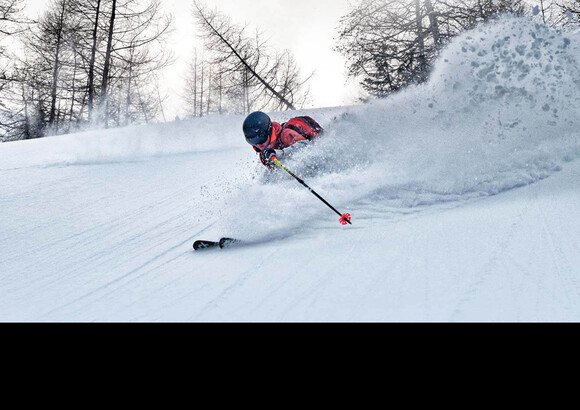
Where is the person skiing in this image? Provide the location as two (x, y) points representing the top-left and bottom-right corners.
(242, 111), (324, 168)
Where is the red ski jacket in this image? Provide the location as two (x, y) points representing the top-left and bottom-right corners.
(253, 116), (323, 167)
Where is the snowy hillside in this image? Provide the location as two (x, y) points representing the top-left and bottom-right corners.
(1, 17), (580, 321)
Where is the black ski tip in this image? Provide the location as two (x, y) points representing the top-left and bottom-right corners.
(219, 238), (239, 248)
(193, 240), (220, 251)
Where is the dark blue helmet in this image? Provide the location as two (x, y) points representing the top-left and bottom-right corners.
(243, 111), (272, 146)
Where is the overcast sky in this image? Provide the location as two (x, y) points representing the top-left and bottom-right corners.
(23, 0), (360, 118)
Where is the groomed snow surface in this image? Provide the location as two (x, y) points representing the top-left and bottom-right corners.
(1, 17), (580, 321)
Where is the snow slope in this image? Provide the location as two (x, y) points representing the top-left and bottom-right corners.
(1, 17), (579, 321)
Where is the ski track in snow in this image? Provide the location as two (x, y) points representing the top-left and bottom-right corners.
(1, 148), (579, 321)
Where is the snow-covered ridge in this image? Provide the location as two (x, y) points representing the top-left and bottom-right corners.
(0, 115), (245, 170)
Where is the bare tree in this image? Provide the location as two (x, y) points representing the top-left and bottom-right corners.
(98, 0), (115, 126)
(2, 0), (173, 141)
(1, 0), (29, 139)
(184, 52), (221, 117)
(46, 0), (70, 126)
(18, 0), (90, 135)
(192, 1), (310, 113)
(98, 0), (173, 127)
(335, 0), (525, 98)
(335, 0), (439, 96)
(183, 49), (200, 117)
(87, 0), (101, 123)
(64, 0), (103, 124)
(57, 0), (173, 129)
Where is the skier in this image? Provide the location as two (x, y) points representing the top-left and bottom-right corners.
(194, 112), (346, 250)
(242, 111), (324, 168)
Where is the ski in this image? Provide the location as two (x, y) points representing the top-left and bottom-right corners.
(193, 237), (239, 251)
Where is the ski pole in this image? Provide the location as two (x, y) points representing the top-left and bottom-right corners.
(271, 156), (352, 225)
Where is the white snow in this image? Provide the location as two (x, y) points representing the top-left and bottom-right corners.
(1, 17), (579, 321)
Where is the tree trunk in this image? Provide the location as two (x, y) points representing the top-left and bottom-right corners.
(125, 63), (133, 126)
(22, 84), (31, 139)
(415, 0), (427, 77)
(424, 0), (440, 46)
(199, 61), (204, 117)
(193, 50), (197, 116)
(100, 0), (117, 127)
(49, 0), (67, 126)
(69, 52), (78, 126)
(206, 64), (211, 116)
(218, 73), (222, 114)
(88, 0), (101, 123)
(193, 1), (296, 111)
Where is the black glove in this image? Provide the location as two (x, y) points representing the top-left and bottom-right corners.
(260, 148), (277, 163)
